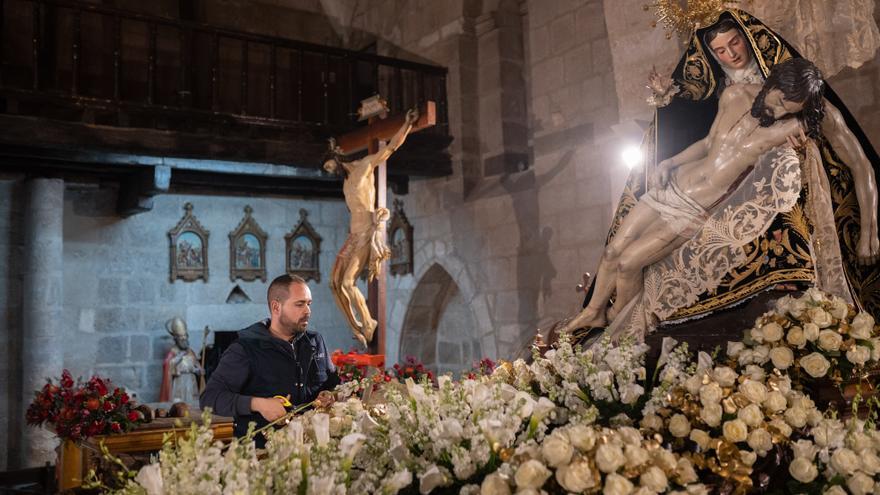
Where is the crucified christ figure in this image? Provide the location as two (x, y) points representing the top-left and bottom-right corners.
(555, 57), (879, 336)
(325, 108), (419, 346)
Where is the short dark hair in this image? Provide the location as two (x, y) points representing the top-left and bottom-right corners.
(267, 274), (307, 310)
(750, 58), (825, 138)
(703, 18), (742, 48)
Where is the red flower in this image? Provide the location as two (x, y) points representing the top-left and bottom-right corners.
(110, 422), (121, 433)
(60, 370), (74, 389)
(103, 401), (115, 412)
(127, 411), (140, 422)
(85, 398), (100, 411)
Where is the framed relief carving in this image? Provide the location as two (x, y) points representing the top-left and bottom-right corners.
(168, 202), (209, 282)
(285, 209), (322, 282)
(388, 199), (414, 276)
(229, 205), (268, 282)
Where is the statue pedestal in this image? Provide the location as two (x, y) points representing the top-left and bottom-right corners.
(644, 289), (790, 370)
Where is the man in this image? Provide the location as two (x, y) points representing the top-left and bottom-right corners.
(200, 274), (338, 446)
(558, 58), (878, 335)
(325, 107), (419, 346)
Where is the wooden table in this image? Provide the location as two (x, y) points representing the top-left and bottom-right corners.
(58, 414), (233, 491)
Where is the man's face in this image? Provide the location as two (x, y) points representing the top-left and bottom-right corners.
(174, 334), (189, 350)
(709, 29), (751, 70)
(273, 282), (312, 336)
(762, 88), (805, 120)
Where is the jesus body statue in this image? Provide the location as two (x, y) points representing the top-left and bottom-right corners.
(557, 58), (879, 336)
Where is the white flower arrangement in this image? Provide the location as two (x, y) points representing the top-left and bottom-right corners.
(88, 287), (880, 495)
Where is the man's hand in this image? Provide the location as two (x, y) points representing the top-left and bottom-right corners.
(406, 108), (419, 125)
(857, 225), (880, 266)
(315, 390), (336, 409)
(250, 396), (288, 422)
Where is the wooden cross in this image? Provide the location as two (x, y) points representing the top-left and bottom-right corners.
(334, 100), (436, 354)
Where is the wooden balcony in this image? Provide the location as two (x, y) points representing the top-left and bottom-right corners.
(0, 0), (452, 208)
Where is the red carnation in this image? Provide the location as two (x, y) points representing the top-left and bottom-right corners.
(103, 401), (115, 412)
(127, 411), (140, 422)
(110, 422), (121, 433)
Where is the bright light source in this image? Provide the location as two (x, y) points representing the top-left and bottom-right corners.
(621, 145), (643, 169)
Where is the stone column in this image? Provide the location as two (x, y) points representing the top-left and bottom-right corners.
(20, 178), (64, 467)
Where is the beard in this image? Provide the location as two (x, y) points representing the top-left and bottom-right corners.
(279, 312), (309, 334)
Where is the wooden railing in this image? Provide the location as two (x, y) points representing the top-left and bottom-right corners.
(0, 0), (448, 134)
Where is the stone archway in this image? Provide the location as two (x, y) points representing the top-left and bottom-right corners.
(398, 263), (482, 376)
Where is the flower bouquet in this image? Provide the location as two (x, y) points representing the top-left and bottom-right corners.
(26, 369), (145, 442)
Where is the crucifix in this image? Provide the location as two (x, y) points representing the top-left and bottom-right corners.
(326, 97), (436, 354)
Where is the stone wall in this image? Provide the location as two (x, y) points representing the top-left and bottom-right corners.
(61, 187), (354, 403)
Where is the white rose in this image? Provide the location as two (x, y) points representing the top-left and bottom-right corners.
(744, 365), (766, 382)
(818, 330), (843, 352)
(134, 464), (163, 495)
(737, 349), (755, 367)
(513, 460), (551, 490)
(830, 448), (861, 476)
(624, 444), (649, 469)
(860, 448), (880, 475)
(640, 414), (663, 432)
(713, 367), (738, 387)
(788, 457), (818, 483)
(738, 404), (763, 427)
(846, 346), (871, 366)
(769, 418), (793, 438)
(872, 338), (880, 361)
(803, 322), (820, 341)
(481, 472), (512, 495)
(791, 440), (819, 460)
(568, 424), (597, 452)
(762, 322), (784, 342)
(830, 298), (849, 320)
(750, 326), (765, 343)
(722, 419), (748, 443)
(684, 375), (703, 395)
(752, 345), (771, 364)
(740, 450), (757, 467)
(603, 473), (634, 495)
(784, 407), (808, 428)
(786, 326), (807, 348)
(699, 382), (723, 406)
(850, 432), (873, 452)
(824, 486), (847, 495)
(555, 458), (595, 493)
(652, 449), (678, 472)
(689, 429), (711, 450)
(618, 427), (643, 446)
(676, 458), (699, 484)
(700, 403), (723, 427)
(768, 346), (794, 370)
(739, 379), (767, 405)
(790, 297), (808, 317)
(763, 391), (787, 413)
(669, 414), (692, 438)
(851, 312), (875, 340)
(800, 352), (831, 378)
(807, 409), (823, 426)
(809, 307), (833, 328)
(847, 472), (875, 495)
(727, 341), (745, 358)
(595, 443), (625, 473)
(541, 432), (573, 467)
(639, 466), (668, 493)
(747, 428), (773, 455)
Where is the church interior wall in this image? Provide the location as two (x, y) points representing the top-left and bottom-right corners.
(58, 187), (355, 405)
